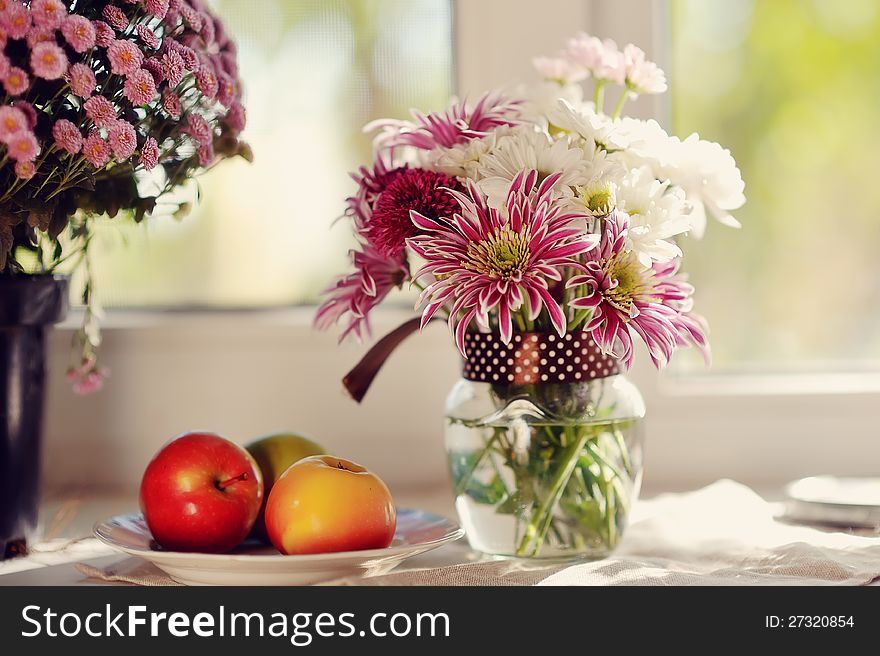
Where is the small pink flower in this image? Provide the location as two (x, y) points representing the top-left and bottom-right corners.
(136, 23), (159, 49)
(14, 159), (36, 180)
(216, 72), (237, 107)
(31, 0), (66, 30)
(0, 105), (27, 142)
(195, 64), (218, 99)
(185, 112), (212, 145)
(61, 15), (96, 53)
(2, 66), (29, 95)
(225, 101), (246, 133)
(26, 27), (54, 48)
(139, 136), (159, 170)
(67, 62), (96, 98)
(142, 57), (164, 84)
(197, 141), (214, 166)
(30, 41), (68, 80)
(107, 119), (137, 161)
(0, 52), (10, 79)
(107, 39), (143, 76)
(123, 68), (156, 105)
(172, 41), (198, 70)
(52, 118), (82, 154)
(1, 1), (31, 40)
(67, 360), (108, 395)
(180, 5), (202, 31)
(161, 89), (181, 117)
(84, 95), (117, 128)
(200, 14), (215, 45)
(12, 100), (36, 128)
(82, 131), (110, 167)
(218, 51), (237, 77)
(93, 20), (114, 48)
(146, 0), (170, 20)
(6, 130), (40, 162)
(101, 5), (128, 31)
(623, 43), (667, 94)
(161, 49), (185, 87)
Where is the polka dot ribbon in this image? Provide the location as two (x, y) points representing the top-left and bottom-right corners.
(462, 331), (619, 385)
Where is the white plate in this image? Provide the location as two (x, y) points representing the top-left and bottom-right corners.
(784, 476), (880, 528)
(94, 509), (463, 585)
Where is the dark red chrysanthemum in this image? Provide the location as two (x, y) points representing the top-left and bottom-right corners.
(368, 169), (462, 257)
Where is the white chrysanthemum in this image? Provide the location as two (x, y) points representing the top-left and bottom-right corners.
(475, 125), (592, 208)
(611, 116), (679, 169)
(421, 126), (508, 179)
(547, 98), (628, 150)
(518, 81), (584, 129)
(616, 167), (692, 266)
(575, 176), (618, 218)
(655, 133), (745, 238)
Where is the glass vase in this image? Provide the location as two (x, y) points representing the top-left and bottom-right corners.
(445, 331), (645, 560)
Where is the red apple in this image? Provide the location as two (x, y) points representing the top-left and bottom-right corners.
(139, 432), (263, 553)
(265, 455), (396, 555)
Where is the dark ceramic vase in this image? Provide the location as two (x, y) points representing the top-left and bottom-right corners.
(0, 275), (68, 559)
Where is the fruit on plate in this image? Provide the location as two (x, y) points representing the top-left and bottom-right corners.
(245, 432), (325, 539)
(265, 455), (396, 555)
(139, 432), (263, 553)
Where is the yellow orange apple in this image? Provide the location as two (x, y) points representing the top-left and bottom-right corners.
(245, 433), (325, 539)
(265, 455), (396, 555)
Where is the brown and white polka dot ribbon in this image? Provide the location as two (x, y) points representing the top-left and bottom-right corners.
(462, 331), (619, 385)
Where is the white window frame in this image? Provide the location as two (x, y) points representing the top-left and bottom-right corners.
(42, 0), (879, 498)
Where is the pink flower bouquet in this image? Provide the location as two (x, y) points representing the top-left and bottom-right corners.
(0, 0), (250, 391)
(319, 34), (745, 559)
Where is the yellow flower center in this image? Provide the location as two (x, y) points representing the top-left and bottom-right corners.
(465, 225), (531, 280)
(602, 249), (653, 314)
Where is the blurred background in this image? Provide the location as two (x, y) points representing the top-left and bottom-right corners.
(44, 0), (880, 500)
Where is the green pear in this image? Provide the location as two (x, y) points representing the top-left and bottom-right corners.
(245, 432), (325, 540)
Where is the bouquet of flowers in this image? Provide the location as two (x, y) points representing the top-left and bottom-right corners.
(0, 0), (249, 392)
(319, 34), (744, 557)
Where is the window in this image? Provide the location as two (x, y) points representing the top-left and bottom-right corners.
(85, 0), (453, 308)
(670, 0), (880, 372)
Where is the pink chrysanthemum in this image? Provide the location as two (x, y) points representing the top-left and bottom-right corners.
(195, 63), (218, 99)
(31, 0), (66, 30)
(61, 15), (96, 53)
(345, 155), (405, 233)
(161, 49), (185, 87)
(26, 27), (54, 48)
(316, 244), (409, 342)
(82, 131), (110, 167)
(14, 159), (36, 180)
(102, 5), (128, 31)
(146, 0), (170, 20)
(566, 212), (708, 368)
(3, 66), (28, 95)
(197, 140), (214, 166)
(409, 170), (599, 352)
(367, 91), (521, 151)
(30, 41), (68, 80)
(84, 95), (117, 128)
(1, 2), (31, 40)
(108, 120), (137, 161)
(67, 61), (96, 97)
(0, 51), (10, 79)
(107, 39), (144, 76)
(6, 130), (40, 162)
(216, 71), (237, 107)
(185, 112), (212, 145)
(368, 168), (462, 257)
(225, 100), (246, 133)
(137, 24), (160, 49)
(140, 136), (159, 170)
(161, 89), (182, 117)
(52, 118), (83, 154)
(180, 5), (203, 32)
(123, 68), (156, 105)
(93, 20), (114, 48)
(142, 57), (164, 84)
(0, 105), (28, 143)
(12, 100), (36, 127)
